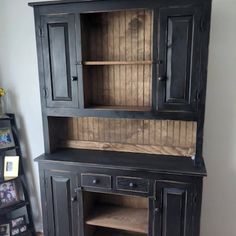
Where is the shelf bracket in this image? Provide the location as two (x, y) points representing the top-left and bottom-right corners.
(38, 27), (43, 38)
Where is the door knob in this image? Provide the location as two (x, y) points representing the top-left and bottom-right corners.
(71, 196), (77, 202)
(154, 207), (160, 213)
(158, 76), (167, 81)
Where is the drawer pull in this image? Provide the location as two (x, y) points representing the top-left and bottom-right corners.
(129, 182), (136, 188)
(81, 174), (112, 189)
(116, 176), (149, 193)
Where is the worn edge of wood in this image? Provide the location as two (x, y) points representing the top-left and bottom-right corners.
(60, 140), (194, 157)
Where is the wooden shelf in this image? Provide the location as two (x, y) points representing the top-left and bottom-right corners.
(0, 145), (20, 153)
(86, 205), (148, 234)
(0, 200), (29, 215)
(83, 61), (153, 66)
(0, 175), (22, 185)
(94, 228), (147, 236)
(86, 106), (152, 112)
(0, 114), (12, 120)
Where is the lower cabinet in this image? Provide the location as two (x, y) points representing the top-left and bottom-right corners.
(153, 181), (196, 236)
(38, 165), (202, 236)
(42, 170), (79, 236)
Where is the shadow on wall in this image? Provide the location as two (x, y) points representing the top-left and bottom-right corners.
(4, 88), (42, 229)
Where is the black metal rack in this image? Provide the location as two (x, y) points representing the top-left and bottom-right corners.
(0, 114), (35, 235)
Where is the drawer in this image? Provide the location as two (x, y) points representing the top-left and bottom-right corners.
(116, 176), (149, 193)
(81, 173), (112, 189)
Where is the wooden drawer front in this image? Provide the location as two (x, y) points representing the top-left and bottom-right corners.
(116, 176), (149, 193)
(81, 174), (112, 189)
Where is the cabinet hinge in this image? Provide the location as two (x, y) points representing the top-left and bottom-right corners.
(200, 16), (207, 32)
(195, 90), (200, 103)
(39, 27), (43, 38)
(154, 60), (163, 65)
(44, 178), (48, 189)
(150, 195), (157, 201)
(74, 187), (83, 193)
(193, 193), (198, 204)
(43, 87), (49, 99)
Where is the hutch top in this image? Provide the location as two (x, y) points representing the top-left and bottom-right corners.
(30, 0), (212, 173)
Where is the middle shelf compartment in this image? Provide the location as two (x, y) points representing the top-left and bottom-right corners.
(83, 64), (153, 110)
(80, 9), (153, 111)
(84, 192), (149, 235)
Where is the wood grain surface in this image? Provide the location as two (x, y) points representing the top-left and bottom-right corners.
(81, 10), (153, 108)
(57, 117), (197, 157)
(86, 205), (148, 234)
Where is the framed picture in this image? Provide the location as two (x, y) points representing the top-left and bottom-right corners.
(0, 155), (4, 181)
(11, 216), (25, 228)
(0, 128), (15, 150)
(11, 216), (27, 236)
(4, 156), (19, 180)
(0, 223), (11, 236)
(0, 180), (23, 208)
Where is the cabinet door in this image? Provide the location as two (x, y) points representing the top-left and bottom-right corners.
(41, 14), (79, 108)
(157, 6), (201, 112)
(154, 181), (195, 236)
(43, 170), (79, 236)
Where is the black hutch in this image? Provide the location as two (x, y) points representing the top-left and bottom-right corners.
(29, 0), (212, 236)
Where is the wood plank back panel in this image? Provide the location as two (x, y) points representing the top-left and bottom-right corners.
(84, 192), (148, 209)
(81, 10), (153, 108)
(58, 117), (197, 157)
(97, 194), (148, 209)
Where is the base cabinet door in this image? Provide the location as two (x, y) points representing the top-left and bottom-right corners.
(43, 170), (79, 236)
(154, 181), (195, 236)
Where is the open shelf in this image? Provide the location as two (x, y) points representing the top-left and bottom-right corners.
(0, 175), (23, 184)
(84, 192), (148, 235)
(83, 63), (153, 109)
(0, 146), (19, 153)
(49, 117), (197, 157)
(86, 205), (148, 234)
(83, 61), (153, 65)
(86, 105), (152, 111)
(81, 9), (153, 110)
(0, 114), (12, 120)
(0, 200), (29, 215)
(94, 228), (147, 236)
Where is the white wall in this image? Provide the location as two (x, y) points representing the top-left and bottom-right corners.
(0, 0), (47, 231)
(0, 0), (235, 235)
(200, 0), (236, 235)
